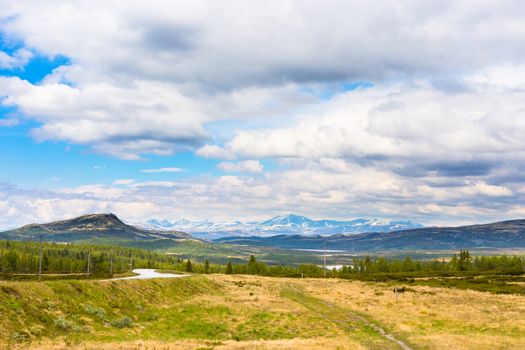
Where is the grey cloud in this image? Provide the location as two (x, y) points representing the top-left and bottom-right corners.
(428, 161), (495, 177)
(4, 1), (525, 90)
(139, 23), (200, 52)
(392, 160), (496, 178)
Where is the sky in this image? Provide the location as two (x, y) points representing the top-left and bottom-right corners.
(1, 1), (525, 228)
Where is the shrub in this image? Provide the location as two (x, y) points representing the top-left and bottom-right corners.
(45, 301), (57, 311)
(12, 331), (29, 343)
(111, 316), (133, 328)
(54, 316), (74, 330)
(84, 304), (107, 321)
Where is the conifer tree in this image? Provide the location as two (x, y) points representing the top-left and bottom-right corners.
(247, 255), (258, 274)
(204, 259), (210, 274)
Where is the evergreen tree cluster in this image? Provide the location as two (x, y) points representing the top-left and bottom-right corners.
(0, 241), (181, 276)
(218, 251), (525, 278)
(2, 241), (524, 280)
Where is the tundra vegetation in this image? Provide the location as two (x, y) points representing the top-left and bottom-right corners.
(2, 241), (525, 349)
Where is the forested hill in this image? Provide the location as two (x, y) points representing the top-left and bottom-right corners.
(0, 213), (192, 242)
(214, 219), (525, 251)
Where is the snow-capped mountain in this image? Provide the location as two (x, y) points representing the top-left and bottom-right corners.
(144, 214), (423, 239)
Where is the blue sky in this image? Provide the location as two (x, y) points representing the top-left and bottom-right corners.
(1, 1), (525, 228)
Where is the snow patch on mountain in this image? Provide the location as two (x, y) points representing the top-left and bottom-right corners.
(144, 214), (423, 239)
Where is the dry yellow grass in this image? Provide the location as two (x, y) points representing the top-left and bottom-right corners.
(30, 337), (364, 350)
(293, 277), (525, 350)
(4, 274), (525, 349)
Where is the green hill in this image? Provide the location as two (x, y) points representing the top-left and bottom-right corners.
(0, 213), (192, 242)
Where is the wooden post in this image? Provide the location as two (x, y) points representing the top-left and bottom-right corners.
(38, 234), (43, 281)
(394, 287), (398, 302)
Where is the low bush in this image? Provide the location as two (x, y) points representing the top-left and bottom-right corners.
(111, 316), (133, 328)
(85, 304), (107, 321)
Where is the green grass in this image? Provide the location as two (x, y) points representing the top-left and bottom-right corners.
(0, 275), (332, 347)
(0, 272), (114, 281)
(0, 276), (221, 346)
(342, 271), (525, 295)
(3, 270), (525, 349)
(413, 275), (525, 294)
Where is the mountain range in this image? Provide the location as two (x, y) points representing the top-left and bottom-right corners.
(142, 214), (424, 239)
(214, 219), (525, 251)
(3, 214), (525, 252)
(0, 213), (191, 242)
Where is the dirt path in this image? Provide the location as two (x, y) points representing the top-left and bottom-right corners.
(281, 284), (414, 350)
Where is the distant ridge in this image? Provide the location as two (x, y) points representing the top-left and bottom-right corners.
(0, 213), (192, 242)
(213, 219), (525, 251)
(144, 213), (423, 239)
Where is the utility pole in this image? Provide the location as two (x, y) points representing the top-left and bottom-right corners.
(87, 249), (91, 277)
(110, 251), (113, 275)
(38, 234), (43, 281)
(323, 240), (327, 277)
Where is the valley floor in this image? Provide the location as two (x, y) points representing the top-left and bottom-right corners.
(1, 274), (524, 349)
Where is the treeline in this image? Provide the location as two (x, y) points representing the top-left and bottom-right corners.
(2, 240), (524, 280)
(338, 250), (525, 275)
(182, 250), (525, 278)
(0, 241), (182, 276)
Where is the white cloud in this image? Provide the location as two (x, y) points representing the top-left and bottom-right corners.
(218, 160), (263, 173)
(1, 1), (525, 159)
(0, 77), (206, 159)
(1, 1), (525, 225)
(113, 179), (136, 185)
(4, 1), (525, 86)
(462, 182), (513, 197)
(212, 79), (525, 175)
(0, 118), (18, 127)
(141, 167), (185, 173)
(1, 162), (524, 230)
(196, 144), (234, 160)
(0, 48), (32, 69)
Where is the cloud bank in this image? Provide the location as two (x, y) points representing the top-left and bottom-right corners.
(1, 1), (525, 225)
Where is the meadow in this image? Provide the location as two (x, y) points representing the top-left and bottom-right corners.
(2, 241), (525, 349)
(2, 273), (525, 349)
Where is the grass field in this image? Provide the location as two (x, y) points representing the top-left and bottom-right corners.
(2, 273), (525, 349)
